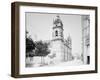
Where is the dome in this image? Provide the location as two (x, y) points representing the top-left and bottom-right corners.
(53, 15), (63, 28)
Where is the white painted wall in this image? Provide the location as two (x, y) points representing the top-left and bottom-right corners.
(0, 0), (100, 80)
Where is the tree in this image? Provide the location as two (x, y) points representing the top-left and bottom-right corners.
(26, 37), (36, 58)
(35, 41), (50, 65)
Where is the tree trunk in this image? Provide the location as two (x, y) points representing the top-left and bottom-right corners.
(41, 56), (43, 65)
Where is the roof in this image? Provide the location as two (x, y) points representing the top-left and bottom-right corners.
(53, 15), (63, 29)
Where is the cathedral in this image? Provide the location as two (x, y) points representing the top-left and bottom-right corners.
(45, 15), (73, 64)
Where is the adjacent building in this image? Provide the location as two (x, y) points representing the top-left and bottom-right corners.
(82, 15), (90, 64)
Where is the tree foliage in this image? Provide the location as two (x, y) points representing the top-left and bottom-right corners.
(35, 41), (50, 57)
(26, 37), (36, 57)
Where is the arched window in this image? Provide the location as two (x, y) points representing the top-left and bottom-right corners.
(55, 30), (58, 36)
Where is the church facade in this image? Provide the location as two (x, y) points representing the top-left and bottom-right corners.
(45, 15), (73, 64)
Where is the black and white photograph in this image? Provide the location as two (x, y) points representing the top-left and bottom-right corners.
(11, 2), (97, 78)
(25, 13), (90, 67)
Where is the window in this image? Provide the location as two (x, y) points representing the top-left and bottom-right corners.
(55, 30), (58, 36)
(87, 56), (90, 64)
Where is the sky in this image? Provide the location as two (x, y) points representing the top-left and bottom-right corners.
(26, 13), (82, 55)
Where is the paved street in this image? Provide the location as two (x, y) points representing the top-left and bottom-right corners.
(26, 57), (83, 67)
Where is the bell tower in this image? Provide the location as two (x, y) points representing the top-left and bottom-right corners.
(50, 15), (64, 63)
(52, 15), (64, 41)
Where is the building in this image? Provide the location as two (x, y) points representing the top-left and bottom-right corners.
(82, 15), (90, 64)
(64, 36), (72, 61)
(46, 15), (73, 64)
